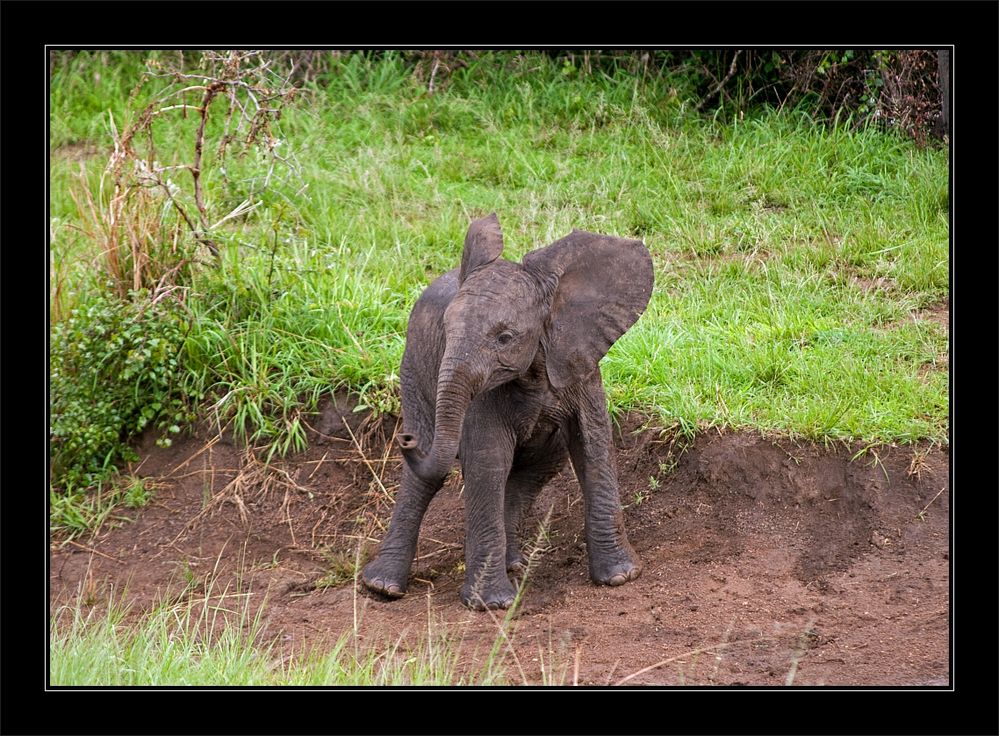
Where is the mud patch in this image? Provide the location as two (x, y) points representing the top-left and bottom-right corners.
(50, 397), (949, 686)
(914, 299), (949, 329)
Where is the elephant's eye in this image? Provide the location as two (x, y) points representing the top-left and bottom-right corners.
(497, 331), (515, 346)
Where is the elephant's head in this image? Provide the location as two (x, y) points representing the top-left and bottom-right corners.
(399, 213), (654, 485)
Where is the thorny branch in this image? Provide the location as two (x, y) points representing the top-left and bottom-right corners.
(104, 51), (299, 273)
(192, 81), (222, 241)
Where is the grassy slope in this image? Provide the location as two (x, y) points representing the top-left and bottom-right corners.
(50, 51), (948, 448)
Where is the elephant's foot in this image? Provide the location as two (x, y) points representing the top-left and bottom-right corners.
(361, 557), (409, 599)
(506, 549), (527, 576)
(588, 546), (642, 587)
(460, 575), (517, 611)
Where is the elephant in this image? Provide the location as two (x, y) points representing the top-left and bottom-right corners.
(361, 213), (654, 610)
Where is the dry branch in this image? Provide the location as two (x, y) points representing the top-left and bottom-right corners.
(696, 50), (743, 112)
(73, 51), (300, 303)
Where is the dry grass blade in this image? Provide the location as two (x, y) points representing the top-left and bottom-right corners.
(573, 642), (583, 686)
(65, 540), (124, 564)
(169, 435), (221, 475)
(477, 592), (529, 685)
(907, 447), (932, 480)
(916, 486), (947, 521)
(306, 451), (329, 481)
(208, 198), (261, 231)
(167, 446), (313, 546)
(342, 418), (393, 504)
(708, 618), (736, 684)
(614, 636), (766, 686)
(785, 620), (817, 686)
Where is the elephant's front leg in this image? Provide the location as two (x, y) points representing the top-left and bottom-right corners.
(362, 465), (443, 598)
(566, 378), (642, 587)
(459, 408), (518, 610)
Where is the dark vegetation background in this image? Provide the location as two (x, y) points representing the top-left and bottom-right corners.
(51, 48), (949, 142)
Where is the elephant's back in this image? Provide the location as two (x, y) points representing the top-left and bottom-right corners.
(417, 268), (459, 312)
(400, 269), (458, 432)
(406, 269), (459, 340)
(406, 268), (458, 341)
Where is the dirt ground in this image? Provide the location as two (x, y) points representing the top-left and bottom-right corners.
(49, 394), (949, 686)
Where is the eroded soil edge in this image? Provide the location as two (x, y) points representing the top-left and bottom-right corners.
(50, 396), (949, 686)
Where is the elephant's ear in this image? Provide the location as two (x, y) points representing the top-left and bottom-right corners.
(522, 230), (653, 389)
(459, 213), (504, 283)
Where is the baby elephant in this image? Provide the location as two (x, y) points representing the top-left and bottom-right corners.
(362, 214), (654, 610)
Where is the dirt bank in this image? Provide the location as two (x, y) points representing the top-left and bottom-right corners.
(50, 396), (949, 686)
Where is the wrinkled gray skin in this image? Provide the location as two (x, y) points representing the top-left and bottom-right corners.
(362, 214), (654, 610)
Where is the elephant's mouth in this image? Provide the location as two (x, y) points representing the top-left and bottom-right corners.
(479, 366), (519, 394)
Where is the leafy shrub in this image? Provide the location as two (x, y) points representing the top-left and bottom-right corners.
(50, 291), (194, 493)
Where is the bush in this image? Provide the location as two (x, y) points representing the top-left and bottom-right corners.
(674, 49), (944, 142)
(49, 291), (194, 493)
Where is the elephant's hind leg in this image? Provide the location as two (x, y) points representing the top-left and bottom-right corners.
(504, 435), (569, 576)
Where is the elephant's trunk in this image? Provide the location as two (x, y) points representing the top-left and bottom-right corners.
(399, 360), (481, 486)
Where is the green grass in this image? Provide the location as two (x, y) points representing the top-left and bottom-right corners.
(49, 562), (533, 686)
(49, 591), (478, 687)
(50, 50), (948, 495)
(50, 475), (160, 541)
(49, 583), (485, 686)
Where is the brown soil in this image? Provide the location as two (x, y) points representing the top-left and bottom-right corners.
(49, 395), (949, 686)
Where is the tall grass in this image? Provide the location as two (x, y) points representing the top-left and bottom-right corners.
(50, 595), (480, 686)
